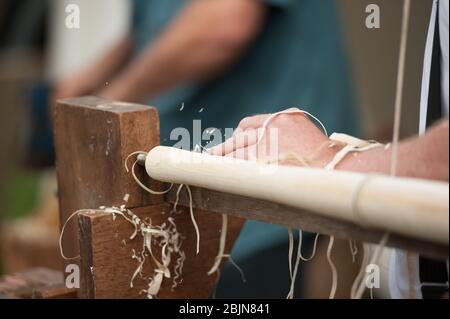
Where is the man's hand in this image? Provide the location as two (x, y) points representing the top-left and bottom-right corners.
(53, 69), (102, 102)
(210, 109), (449, 182)
(53, 37), (132, 102)
(208, 108), (340, 167)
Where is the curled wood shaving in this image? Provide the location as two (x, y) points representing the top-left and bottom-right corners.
(185, 185), (200, 255)
(298, 230), (320, 262)
(351, 233), (390, 299)
(257, 108), (329, 147)
(349, 240), (359, 264)
(287, 228), (301, 299)
(206, 213), (247, 289)
(59, 203), (186, 299)
(125, 151), (173, 195)
(286, 229), (320, 299)
(351, 244), (369, 299)
(171, 184), (201, 255)
(207, 214), (228, 275)
(326, 236), (338, 299)
(222, 254), (246, 283)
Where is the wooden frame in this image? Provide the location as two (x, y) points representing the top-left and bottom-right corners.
(53, 97), (244, 299)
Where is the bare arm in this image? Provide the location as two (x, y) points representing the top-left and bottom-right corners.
(339, 120), (449, 181)
(54, 37), (133, 100)
(210, 111), (449, 182)
(99, 0), (266, 103)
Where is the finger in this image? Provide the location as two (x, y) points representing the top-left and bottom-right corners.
(237, 114), (271, 131)
(226, 143), (278, 162)
(208, 128), (260, 156)
(226, 144), (258, 161)
(237, 108), (303, 131)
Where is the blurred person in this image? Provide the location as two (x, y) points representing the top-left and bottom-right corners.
(55, 0), (357, 298)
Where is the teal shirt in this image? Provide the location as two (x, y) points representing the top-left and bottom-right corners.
(132, 0), (359, 147)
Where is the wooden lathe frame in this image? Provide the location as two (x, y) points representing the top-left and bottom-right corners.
(53, 96), (448, 299)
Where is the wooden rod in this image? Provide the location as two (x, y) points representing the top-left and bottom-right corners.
(145, 146), (449, 245)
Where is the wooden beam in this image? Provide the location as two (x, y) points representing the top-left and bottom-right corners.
(78, 203), (245, 299)
(32, 284), (78, 299)
(53, 96), (162, 264)
(166, 187), (448, 260)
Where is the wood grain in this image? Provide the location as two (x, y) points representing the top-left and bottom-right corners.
(53, 96), (162, 264)
(78, 203), (245, 299)
(166, 187), (448, 260)
(32, 284), (78, 299)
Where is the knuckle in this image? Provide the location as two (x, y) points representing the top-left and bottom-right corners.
(238, 116), (253, 127)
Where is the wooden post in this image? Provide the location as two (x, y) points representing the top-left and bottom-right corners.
(53, 97), (163, 267)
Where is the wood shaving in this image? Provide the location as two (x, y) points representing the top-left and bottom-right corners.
(60, 203), (186, 299)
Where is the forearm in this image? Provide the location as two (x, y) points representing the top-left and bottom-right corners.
(338, 120), (449, 181)
(54, 37), (133, 100)
(100, 0), (265, 103)
(86, 37), (133, 87)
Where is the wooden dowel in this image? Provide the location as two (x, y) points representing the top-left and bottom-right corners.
(146, 146), (449, 245)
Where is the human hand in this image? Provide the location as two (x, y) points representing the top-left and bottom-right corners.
(208, 108), (341, 168)
(53, 69), (102, 103)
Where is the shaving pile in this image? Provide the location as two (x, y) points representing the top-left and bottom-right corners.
(286, 229), (320, 299)
(125, 149), (245, 297)
(104, 204), (187, 298)
(128, 211), (186, 298)
(60, 196), (187, 299)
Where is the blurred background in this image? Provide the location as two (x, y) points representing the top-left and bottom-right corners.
(0, 0), (433, 297)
